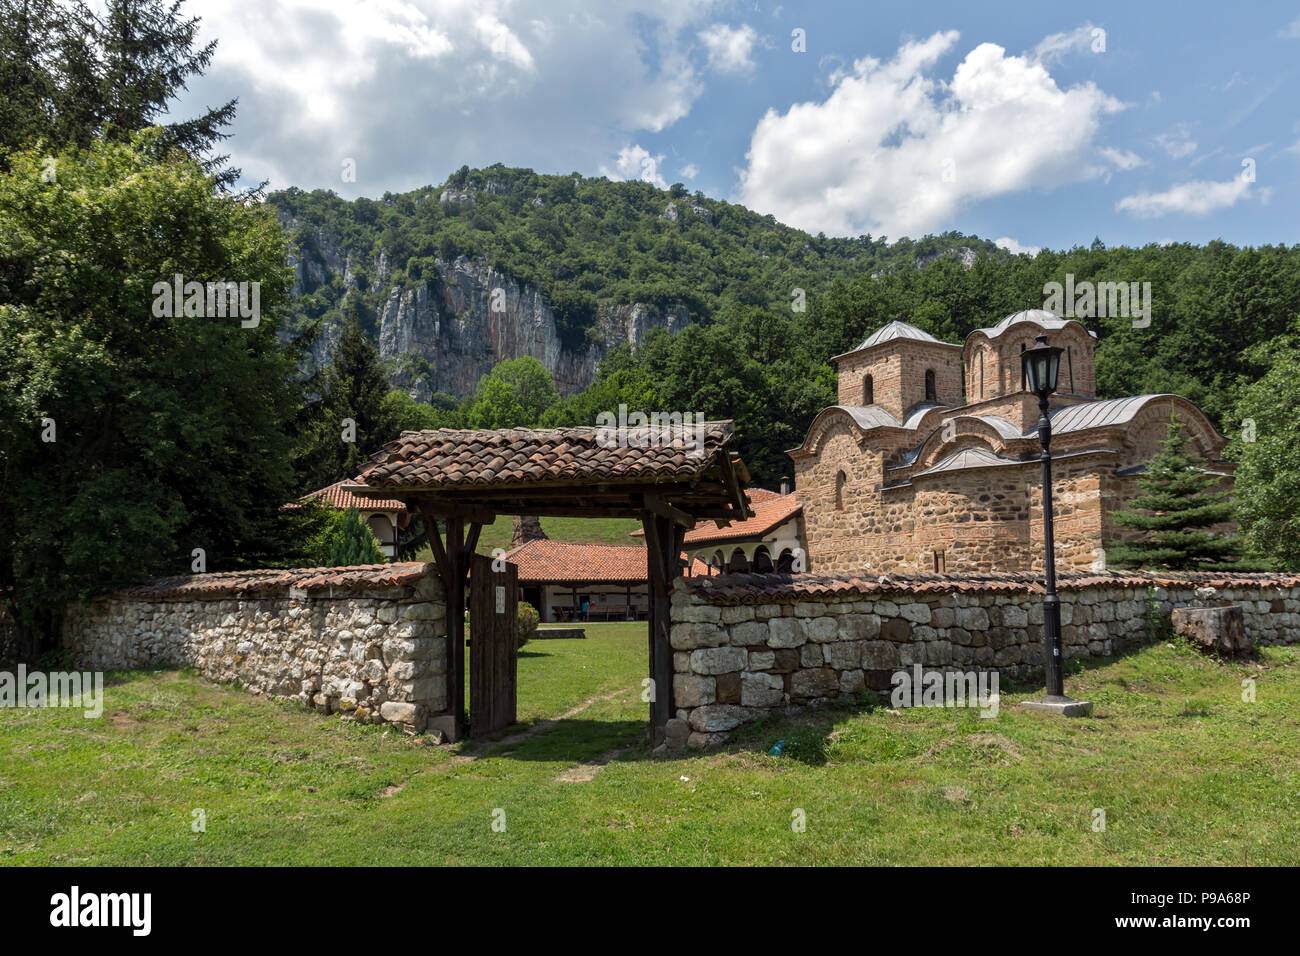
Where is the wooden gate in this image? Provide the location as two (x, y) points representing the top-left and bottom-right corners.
(469, 552), (518, 738)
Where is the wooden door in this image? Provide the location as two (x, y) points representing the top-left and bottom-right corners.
(469, 552), (518, 738)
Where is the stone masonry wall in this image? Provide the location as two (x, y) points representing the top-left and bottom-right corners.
(63, 563), (450, 735)
(666, 571), (1300, 748)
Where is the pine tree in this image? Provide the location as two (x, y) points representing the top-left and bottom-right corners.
(0, 0), (241, 188)
(301, 294), (396, 489)
(1107, 416), (1240, 570)
(326, 510), (387, 567)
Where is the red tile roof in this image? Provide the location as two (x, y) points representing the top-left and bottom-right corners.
(631, 490), (800, 546)
(504, 540), (711, 585)
(359, 424), (744, 489)
(675, 570), (1300, 605)
(302, 479), (407, 513)
(682, 492), (800, 546)
(116, 563), (429, 599)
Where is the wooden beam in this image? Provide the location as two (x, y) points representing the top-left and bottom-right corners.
(642, 492), (695, 528)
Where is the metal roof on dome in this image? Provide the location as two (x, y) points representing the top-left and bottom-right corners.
(837, 405), (903, 430)
(968, 415), (1024, 439)
(971, 309), (1098, 340)
(833, 320), (960, 359)
(912, 447), (1022, 478)
(1037, 395), (1166, 436)
(901, 403), (944, 429)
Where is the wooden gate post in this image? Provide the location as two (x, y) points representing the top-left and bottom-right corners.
(641, 502), (689, 741)
(421, 509), (484, 742)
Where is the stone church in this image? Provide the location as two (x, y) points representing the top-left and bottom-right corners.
(789, 310), (1233, 574)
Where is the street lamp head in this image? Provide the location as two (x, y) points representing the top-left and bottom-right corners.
(1022, 333), (1064, 397)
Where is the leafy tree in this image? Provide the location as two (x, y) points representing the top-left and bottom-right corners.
(1107, 416), (1240, 570)
(1232, 332), (1300, 569)
(0, 135), (300, 660)
(465, 356), (558, 428)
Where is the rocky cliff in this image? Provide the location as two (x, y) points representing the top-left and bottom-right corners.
(286, 224), (690, 401)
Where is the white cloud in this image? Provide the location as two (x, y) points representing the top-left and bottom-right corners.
(698, 23), (759, 74)
(994, 236), (1041, 256)
(734, 31), (1124, 237)
(1099, 147), (1144, 170)
(1033, 23), (1102, 63)
(601, 144), (669, 188)
(179, 0), (719, 194)
(1155, 124), (1197, 159)
(1116, 177), (1258, 218)
(680, 162), (700, 179)
(1280, 16), (1300, 39)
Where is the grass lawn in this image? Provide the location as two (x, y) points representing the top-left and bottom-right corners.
(413, 515), (643, 562)
(2, 624), (1297, 865)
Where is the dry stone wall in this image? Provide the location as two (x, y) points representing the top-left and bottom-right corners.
(63, 563), (450, 734)
(666, 571), (1300, 748)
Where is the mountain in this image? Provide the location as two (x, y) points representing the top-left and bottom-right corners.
(268, 164), (1008, 400)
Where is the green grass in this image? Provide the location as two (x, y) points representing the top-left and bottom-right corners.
(2, 627), (1298, 865)
(413, 515), (642, 562)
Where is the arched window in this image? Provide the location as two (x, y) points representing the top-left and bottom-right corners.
(924, 369), (937, 402)
(752, 546), (773, 573)
(366, 513), (395, 547)
(728, 548), (750, 573)
(835, 470), (847, 511)
(711, 550), (725, 572)
(777, 548), (795, 573)
(862, 373), (874, 406)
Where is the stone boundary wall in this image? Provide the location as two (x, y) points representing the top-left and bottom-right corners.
(62, 563), (450, 735)
(666, 570), (1300, 748)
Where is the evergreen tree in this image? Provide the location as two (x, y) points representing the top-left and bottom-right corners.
(0, 0), (241, 188)
(325, 510), (386, 566)
(1107, 416), (1240, 570)
(301, 294), (396, 489)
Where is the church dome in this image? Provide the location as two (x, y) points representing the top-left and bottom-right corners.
(972, 309), (1097, 340)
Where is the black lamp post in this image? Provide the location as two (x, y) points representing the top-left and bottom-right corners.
(1021, 334), (1091, 715)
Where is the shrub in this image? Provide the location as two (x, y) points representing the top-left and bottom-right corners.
(517, 601), (539, 650)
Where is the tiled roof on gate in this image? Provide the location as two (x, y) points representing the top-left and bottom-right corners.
(116, 563), (430, 599)
(359, 424), (742, 489)
(301, 479), (408, 513)
(504, 540), (711, 584)
(675, 570), (1300, 605)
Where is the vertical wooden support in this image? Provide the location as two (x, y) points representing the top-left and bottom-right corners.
(642, 510), (686, 741)
(422, 509), (482, 742)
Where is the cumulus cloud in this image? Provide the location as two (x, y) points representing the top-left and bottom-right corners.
(734, 31), (1125, 237)
(680, 162), (700, 179)
(180, 0), (719, 194)
(1116, 177), (1261, 218)
(994, 236), (1041, 256)
(601, 145), (669, 188)
(698, 23), (759, 74)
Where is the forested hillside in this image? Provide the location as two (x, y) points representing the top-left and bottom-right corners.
(271, 167), (1300, 488)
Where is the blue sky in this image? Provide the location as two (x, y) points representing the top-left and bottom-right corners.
(179, 0), (1300, 252)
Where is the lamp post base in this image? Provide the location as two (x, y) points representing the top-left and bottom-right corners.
(1017, 695), (1094, 718)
